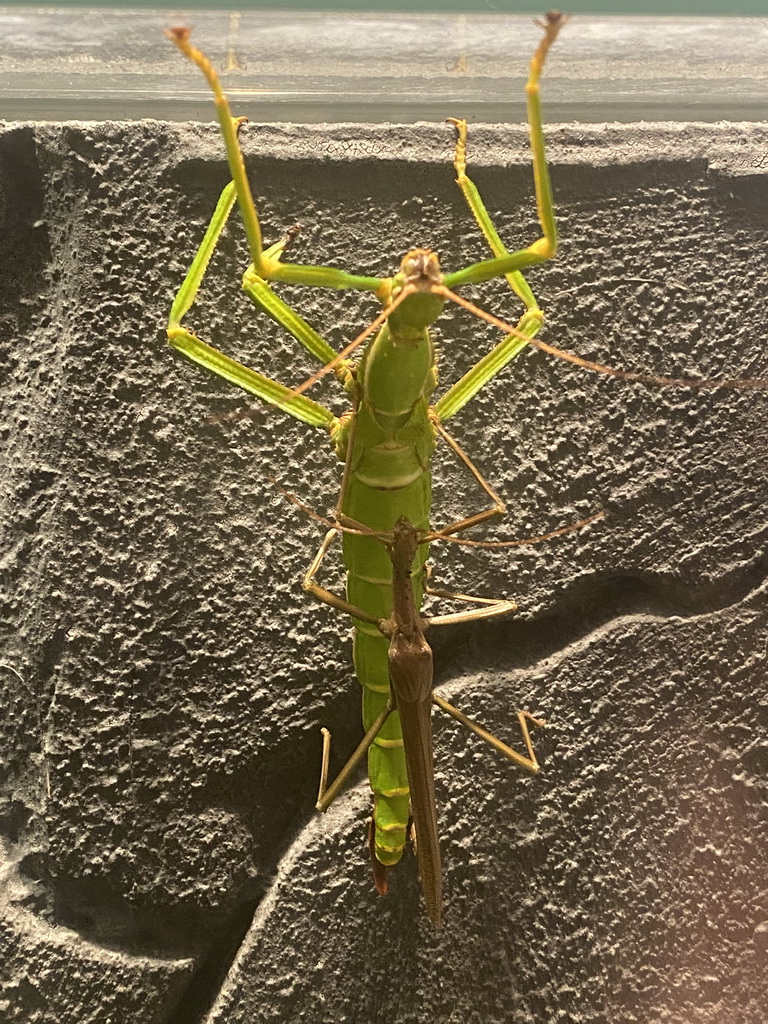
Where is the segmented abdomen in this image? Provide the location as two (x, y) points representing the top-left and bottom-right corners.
(341, 399), (434, 866)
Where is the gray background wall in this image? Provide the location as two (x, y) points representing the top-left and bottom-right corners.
(1, 112), (767, 1020)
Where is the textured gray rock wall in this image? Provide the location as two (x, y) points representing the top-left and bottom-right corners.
(1, 118), (767, 1022)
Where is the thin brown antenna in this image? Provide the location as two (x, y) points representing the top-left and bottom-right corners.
(436, 285), (768, 390)
(289, 285), (416, 398)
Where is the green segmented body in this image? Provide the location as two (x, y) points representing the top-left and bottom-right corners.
(338, 284), (441, 866)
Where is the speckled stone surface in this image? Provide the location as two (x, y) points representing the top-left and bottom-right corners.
(1, 119), (767, 1022)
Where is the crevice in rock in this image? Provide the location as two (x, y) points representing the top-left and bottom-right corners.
(163, 897), (261, 1024)
(6, 551), (765, 989)
(0, 126), (50, 327)
(433, 550), (768, 678)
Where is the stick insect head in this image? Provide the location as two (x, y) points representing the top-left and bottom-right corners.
(399, 248), (442, 289)
(389, 248), (445, 333)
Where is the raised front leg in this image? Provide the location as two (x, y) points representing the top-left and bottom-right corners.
(167, 28), (390, 299)
(435, 12), (567, 423)
(444, 12), (565, 291)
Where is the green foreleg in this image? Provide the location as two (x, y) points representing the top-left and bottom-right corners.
(446, 12), (563, 293)
(433, 310), (541, 422)
(169, 28), (391, 302)
(166, 29), (266, 268)
(169, 180), (238, 328)
(447, 118), (538, 312)
(168, 328), (335, 429)
(434, 16), (566, 422)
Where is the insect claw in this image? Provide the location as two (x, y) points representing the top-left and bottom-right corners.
(165, 25), (191, 45)
(536, 10), (569, 30)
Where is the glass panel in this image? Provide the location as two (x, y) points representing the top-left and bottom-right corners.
(1, 6), (766, 122)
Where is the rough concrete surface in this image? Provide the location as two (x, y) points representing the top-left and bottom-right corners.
(0, 118), (767, 1022)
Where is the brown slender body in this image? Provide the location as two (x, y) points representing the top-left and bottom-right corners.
(381, 517), (441, 927)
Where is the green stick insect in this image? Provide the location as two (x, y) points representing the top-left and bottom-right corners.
(168, 12), (746, 926)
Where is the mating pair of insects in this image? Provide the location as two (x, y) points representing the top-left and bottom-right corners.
(165, 13), (755, 928)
